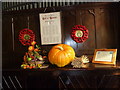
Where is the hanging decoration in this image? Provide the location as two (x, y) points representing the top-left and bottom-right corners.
(71, 25), (89, 43)
(19, 28), (35, 46)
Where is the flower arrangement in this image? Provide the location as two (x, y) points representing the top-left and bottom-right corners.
(21, 41), (48, 69)
(21, 41), (49, 70)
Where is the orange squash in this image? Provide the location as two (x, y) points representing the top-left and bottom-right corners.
(48, 44), (75, 67)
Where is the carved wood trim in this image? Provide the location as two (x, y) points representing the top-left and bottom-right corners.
(88, 9), (95, 16)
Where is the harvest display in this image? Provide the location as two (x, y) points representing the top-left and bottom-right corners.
(21, 41), (48, 69)
(19, 26), (90, 69)
(19, 29), (48, 69)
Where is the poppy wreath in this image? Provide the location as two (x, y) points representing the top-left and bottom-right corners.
(71, 25), (89, 43)
(19, 28), (35, 46)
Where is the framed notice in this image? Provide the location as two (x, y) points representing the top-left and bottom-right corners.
(39, 12), (62, 45)
(92, 49), (117, 65)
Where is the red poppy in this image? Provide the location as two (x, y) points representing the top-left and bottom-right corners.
(19, 28), (35, 46)
(71, 25), (89, 43)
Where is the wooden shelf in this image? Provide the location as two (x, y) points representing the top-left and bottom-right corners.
(3, 61), (120, 72)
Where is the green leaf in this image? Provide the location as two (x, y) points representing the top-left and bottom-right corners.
(36, 45), (41, 49)
(36, 55), (40, 58)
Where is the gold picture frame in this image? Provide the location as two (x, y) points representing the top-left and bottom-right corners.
(92, 49), (117, 65)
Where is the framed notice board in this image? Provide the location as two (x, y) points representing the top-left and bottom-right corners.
(39, 12), (62, 45)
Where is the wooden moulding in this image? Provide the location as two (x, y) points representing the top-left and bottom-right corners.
(92, 49), (117, 65)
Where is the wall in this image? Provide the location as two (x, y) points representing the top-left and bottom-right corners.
(2, 2), (120, 69)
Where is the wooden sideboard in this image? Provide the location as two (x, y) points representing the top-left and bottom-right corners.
(2, 62), (120, 89)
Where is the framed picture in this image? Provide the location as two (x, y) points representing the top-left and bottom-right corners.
(92, 49), (117, 65)
(39, 12), (62, 45)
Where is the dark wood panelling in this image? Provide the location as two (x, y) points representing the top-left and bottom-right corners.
(13, 15), (28, 68)
(2, 66), (120, 89)
(111, 2), (120, 60)
(2, 16), (13, 54)
(76, 8), (96, 55)
(2, 70), (26, 89)
(13, 15), (28, 54)
(62, 9), (77, 52)
(2, 15), (13, 69)
(2, 2), (120, 68)
(96, 8), (116, 49)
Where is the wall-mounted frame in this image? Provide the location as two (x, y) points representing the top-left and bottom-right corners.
(92, 49), (117, 65)
(39, 12), (62, 45)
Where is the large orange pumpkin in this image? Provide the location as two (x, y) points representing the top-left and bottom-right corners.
(48, 44), (75, 67)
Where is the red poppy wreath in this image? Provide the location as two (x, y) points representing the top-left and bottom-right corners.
(19, 28), (35, 46)
(71, 25), (89, 43)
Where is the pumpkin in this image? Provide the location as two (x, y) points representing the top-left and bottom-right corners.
(48, 44), (75, 67)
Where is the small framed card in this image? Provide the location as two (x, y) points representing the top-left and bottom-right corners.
(92, 49), (117, 65)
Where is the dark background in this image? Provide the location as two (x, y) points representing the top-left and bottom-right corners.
(2, 2), (120, 89)
(2, 2), (120, 69)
